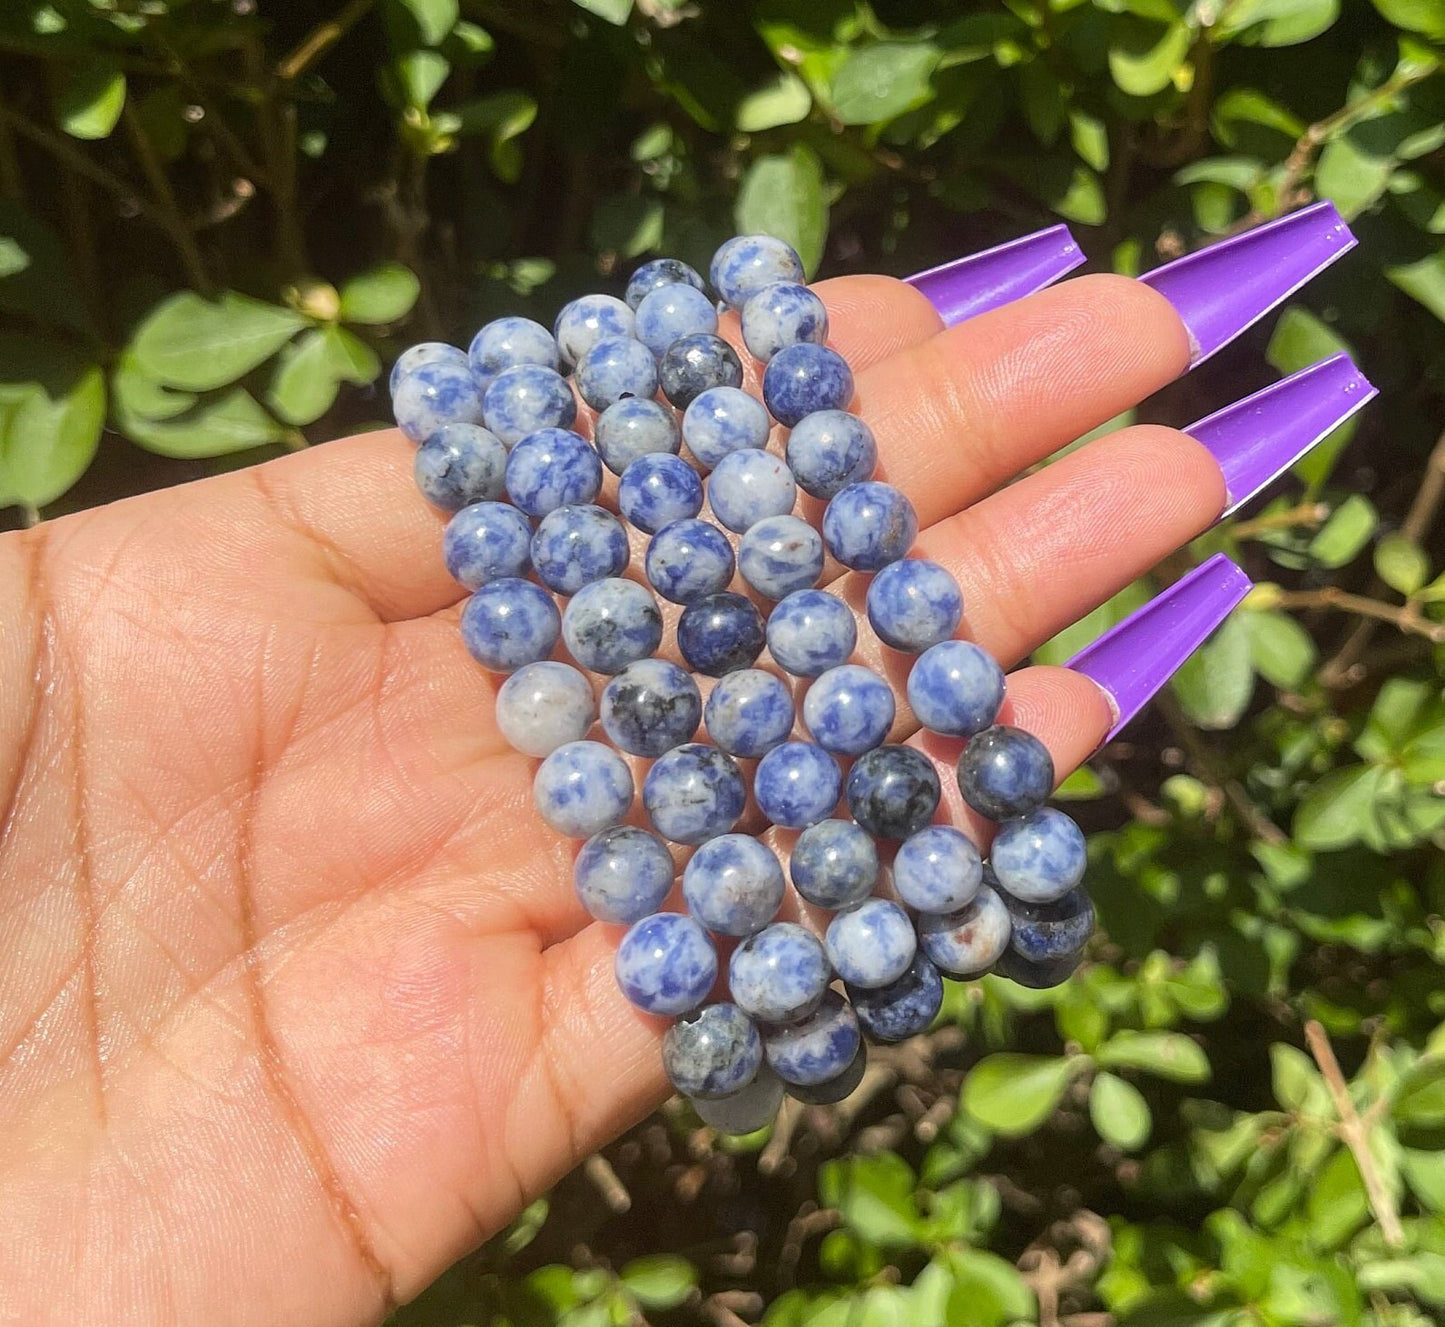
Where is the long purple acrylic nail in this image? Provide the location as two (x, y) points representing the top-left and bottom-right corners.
(1140, 202), (1356, 365)
(1190, 353), (1377, 518)
(905, 224), (1084, 327)
(1066, 554), (1252, 740)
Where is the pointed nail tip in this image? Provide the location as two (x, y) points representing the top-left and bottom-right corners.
(904, 224), (1085, 324)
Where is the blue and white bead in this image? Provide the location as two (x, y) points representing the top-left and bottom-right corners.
(825, 899), (916, 989)
(600, 657), (702, 757)
(530, 503), (628, 595)
(1004, 886), (1095, 965)
(643, 743), (747, 846)
(615, 912), (718, 1017)
(789, 819), (878, 910)
(659, 333), (743, 410)
(866, 559), (964, 653)
(390, 341), (466, 395)
(505, 427), (603, 517)
(738, 515), (824, 601)
(822, 481), (918, 572)
(467, 316), (558, 394)
(784, 410), (877, 500)
(753, 741), (841, 829)
(594, 397), (680, 475)
(740, 282), (828, 362)
(682, 834), (786, 937)
(626, 257), (707, 310)
(848, 954), (944, 1043)
(532, 739), (633, 838)
(916, 884), (1012, 976)
(690, 1065), (784, 1134)
(481, 364), (577, 447)
(443, 500), (532, 589)
(765, 589), (857, 678)
(574, 825), (675, 925)
(635, 283), (719, 357)
(845, 745), (940, 840)
(555, 293), (635, 366)
(677, 593), (767, 677)
(762, 343), (854, 428)
(703, 668), (794, 758)
(681, 385), (771, 469)
(893, 825), (983, 915)
(413, 422), (508, 512)
(393, 359), (485, 443)
(663, 1003), (762, 1099)
(644, 518), (735, 604)
(710, 235), (806, 310)
(562, 577), (664, 674)
(617, 453), (704, 534)
(990, 808), (1087, 904)
(495, 660), (596, 757)
(728, 923), (831, 1024)
(907, 640), (1006, 739)
(459, 577), (559, 673)
(762, 990), (860, 1088)
(956, 725), (1055, 821)
(575, 334), (659, 411)
(801, 664), (896, 757)
(706, 449), (796, 533)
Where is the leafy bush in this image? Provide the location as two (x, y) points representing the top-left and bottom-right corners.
(3, 0), (1444, 1322)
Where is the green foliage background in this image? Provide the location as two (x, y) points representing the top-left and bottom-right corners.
(3, 0), (1445, 1322)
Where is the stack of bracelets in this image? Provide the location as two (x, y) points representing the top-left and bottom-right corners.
(391, 236), (1096, 1134)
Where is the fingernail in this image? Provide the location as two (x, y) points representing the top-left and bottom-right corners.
(1140, 201), (1356, 365)
(905, 224), (1085, 327)
(1066, 554), (1252, 740)
(1191, 353), (1377, 518)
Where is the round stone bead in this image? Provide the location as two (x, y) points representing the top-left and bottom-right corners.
(614, 911), (717, 1017)
(766, 589), (857, 678)
(554, 293), (634, 367)
(643, 743), (747, 845)
(763, 989), (861, 1088)
(994, 947), (1084, 990)
(707, 449), (796, 533)
(848, 954), (944, 1044)
(825, 899), (916, 989)
(991, 807), (1087, 904)
(846, 745), (940, 840)
(710, 235), (806, 310)
(390, 341), (466, 395)
(917, 884), (1012, 976)
(530, 504), (628, 596)
(788, 1043), (867, 1105)
(728, 922), (830, 1024)
(574, 825), (675, 924)
(626, 257), (707, 309)
(575, 334), (659, 412)
(645, 518), (735, 605)
(481, 364), (577, 447)
(617, 453), (704, 534)
(393, 360), (485, 443)
(754, 741), (842, 829)
(681, 385), (770, 469)
(659, 333), (744, 410)
(600, 657), (701, 757)
(413, 422), (507, 511)
(762, 343), (854, 428)
(893, 825), (983, 915)
(957, 725), (1055, 821)
(562, 577), (663, 674)
(467, 316), (558, 393)
(677, 592), (766, 677)
(690, 1065), (784, 1135)
(789, 818), (878, 910)
(704, 668), (794, 758)
(907, 640), (1006, 739)
(1004, 886), (1095, 965)
(784, 410), (877, 500)
(459, 578), (559, 673)
(866, 559), (964, 653)
(496, 660), (596, 757)
(738, 515), (824, 601)
(443, 501), (532, 589)
(594, 397), (680, 475)
(532, 739), (633, 838)
(682, 834), (786, 937)
(740, 281), (828, 362)
(664, 1003), (763, 1099)
(802, 664), (895, 756)
(822, 481), (918, 572)
(635, 282), (719, 357)
(505, 427), (602, 518)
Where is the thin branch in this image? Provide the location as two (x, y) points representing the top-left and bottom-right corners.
(1276, 587), (1445, 643)
(0, 103), (157, 221)
(122, 101), (210, 292)
(1231, 501), (1330, 540)
(582, 1153), (631, 1214)
(277, 0), (375, 82)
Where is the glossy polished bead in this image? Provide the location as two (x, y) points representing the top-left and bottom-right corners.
(991, 807), (1087, 904)
(555, 293), (634, 366)
(866, 559), (964, 653)
(467, 316), (558, 393)
(645, 518), (735, 605)
(846, 744), (940, 840)
(659, 333), (744, 410)
(635, 282), (719, 357)
(754, 741), (841, 829)
(789, 818), (878, 910)
(600, 657), (701, 756)
(505, 427), (602, 517)
(626, 257), (707, 309)
(728, 923), (830, 1024)
(481, 364), (577, 447)
(690, 1064), (785, 1134)
(614, 912), (717, 1017)
(443, 500), (532, 589)
(704, 668), (794, 758)
(802, 664), (895, 756)
(390, 341), (466, 395)
(1004, 886), (1095, 964)
(957, 725), (1055, 820)
(677, 592), (766, 677)
(393, 360), (485, 443)
(994, 947), (1084, 989)
(682, 834), (786, 936)
(740, 281), (828, 362)
(414, 422), (508, 511)
(643, 743), (747, 845)
(573, 825), (675, 924)
(893, 825), (982, 914)
(711, 234), (806, 309)
(907, 640), (1005, 739)
(530, 503), (628, 595)
(916, 884), (1012, 976)
(532, 739), (633, 838)
(766, 589), (857, 677)
(459, 577), (559, 673)
(664, 1003), (762, 1099)
(848, 954), (944, 1043)
(738, 515), (824, 601)
(825, 899), (915, 989)
(617, 453), (704, 534)
(594, 397), (680, 475)
(707, 449), (796, 533)
(562, 577), (664, 674)
(784, 410), (877, 500)
(682, 385), (771, 469)
(496, 660), (596, 757)
(762, 343), (855, 428)
(822, 481), (918, 572)
(763, 989), (861, 1088)
(788, 1044), (867, 1104)
(575, 334), (659, 411)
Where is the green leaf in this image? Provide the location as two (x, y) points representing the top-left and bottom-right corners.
(131, 292), (307, 392)
(1096, 1031), (1210, 1083)
(0, 338), (104, 508)
(1070, 109), (1110, 171)
(339, 262), (421, 325)
(829, 42), (940, 126)
(1108, 18), (1192, 98)
(1294, 763), (1387, 851)
(736, 71), (812, 133)
(962, 1054), (1081, 1135)
(1308, 494), (1377, 567)
(1245, 609), (1317, 689)
(1217, 0), (1341, 46)
(735, 144), (828, 279)
(54, 59), (125, 140)
(1388, 249), (1445, 322)
(619, 1255), (696, 1310)
(1270, 1042), (1328, 1113)
(1375, 533), (1430, 596)
(1171, 611), (1255, 730)
(266, 329), (345, 426)
(1316, 132), (1396, 219)
(1371, 0), (1445, 37)
(941, 1248), (1036, 1324)
(119, 386), (284, 459)
(819, 1153), (922, 1248)
(393, 50), (450, 109)
(455, 90), (537, 181)
(1211, 87), (1306, 150)
(111, 352), (198, 423)
(1264, 307), (1358, 487)
(572, 0), (633, 24)
(1394, 1060), (1445, 1127)
(392, 0), (458, 45)
(1091, 1071), (1153, 1151)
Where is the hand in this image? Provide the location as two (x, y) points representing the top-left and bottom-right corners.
(0, 272), (1219, 1324)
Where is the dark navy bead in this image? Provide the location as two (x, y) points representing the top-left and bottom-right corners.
(787, 1044), (867, 1104)
(532, 739), (633, 838)
(617, 453), (704, 534)
(765, 589), (857, 677)
(600, 657), (702, 757)
(762, 343), (854, 428)
(682, 385), (771, 470)
(957, 725), (1055, 821)
(594, 397), (680, 475)
(907, 640), (1005, 739)
(614, 912), (717, 1017)
(530, 504), (628, 595)
(728, 922), (830, 1024)
(706, 449), (796, 533)
(994, 947), (1084, 989)
(991, 807), (1087, 904)
(443, 501), (532, 589)
(1004, 886), (1095, 964)
(710, 234), (806, 309)
(893, 825), (982, 915)
(505, 427), (602, 518)
(574, 825), (675, 925)
(682, 834), (786, 936)
(784, 410), (877, 500)
(663, 1003), (763, 1099)
(789, 818), (878, 910)
(848, 954), (944, 1043)
(753, 741), (842, 829)
(562, 577), (664, 674)
(390, 341), (466, 396)
(467, 317), (558, 394)
(704, 668), (794, 758)
(643, 743), (747, 845)
(822, 481), (918, 572)
(555, 293), (634, 366)
(635, 282), (719, 357)
(659, 332), (743, 409)
(866, 558), (964, 653)
(626, 257), (707, 309)
(575, 334), (659, 411)
(740, 281), (828, 362)
(738, 515), (824, 601)
(413, 422), (508, 511)
(763, 989), (861, 1088)
(917, 884), (1012, 976)
(677, 592), (766, 677)
(802, 664), (895, 756)
(496, 660), (596, 757)
(481, 364), (577, 447)
(459, 577), (559, 673)
(845, 744), (940, 840)
(645, 518), (735, 604)
(393, 359), (485, 443)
